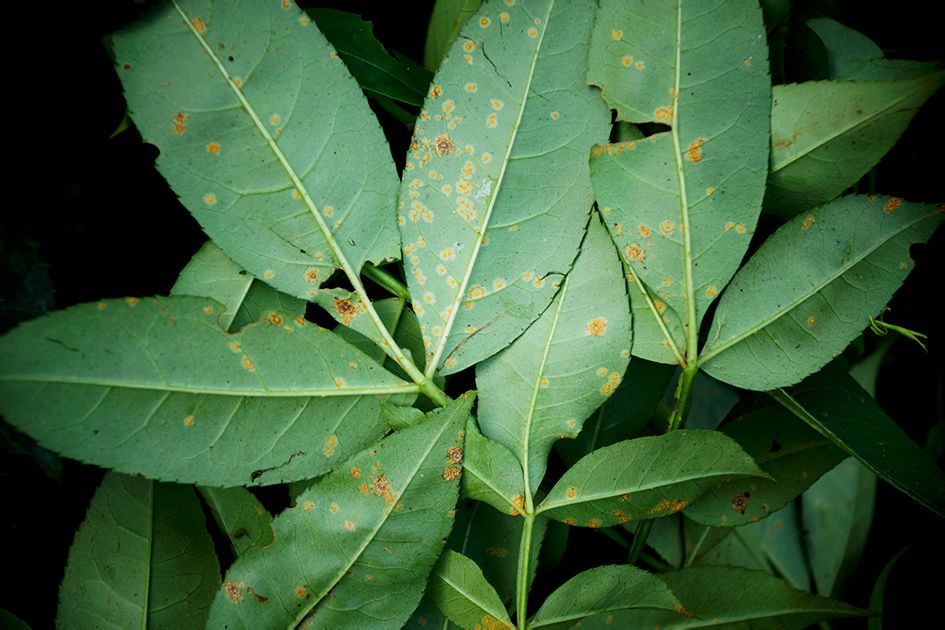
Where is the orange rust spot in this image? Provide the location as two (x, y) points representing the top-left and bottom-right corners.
(550, 111), (560, 120)
(228, 342), (241, 352)
(447, 446), (463, 464)
(528, 27), (538, 37)
(344, 519), (355, 532)
(97, 302), (107, 310)
(688, 139), (704, 163)
(329, 502), (339, 513)
(183, 415), (194, 426)
(619, 493), (631, 502)
(442, 467), (461, 481)
(512, 495), (525, 511)
(223, 581), (243, 603)
(725, 222), (735, 231)
(635, 61), (645, 70)
(303, 501), (315, 510)
(706, 186), (715, 196)
(282, 0), (290, 8)
(430, 84), (442, 98)
(587, 519), (601, 529)
(203, 305), (214, 314)
(350, 466), (361, 478)
(295, 586), (308, 598)
(334, 298), (358, 324)
(487, 113), (498, 128)
(203, 193), (217, 205)
(299, 15), (309, 26)
(706, 287), (717, 297)
(359, 483), (369, 494)
(264, 270), (273, 279)
(731, 491), (750, 514)
(269, 114), (281, 126)
(304, 268), (319, 284)
(622, 55), (633, 67)
(267, 312), (282, 326)
(612, 29), (623, 40)
(294, 316), (306, 326)
(434, 133), (454, 157)
(676, 604), (695, 618)
(207, 142), (220, 154)
(233, 78), (242, 87)
(802, 214), (815, 230)
(638, 225), (651, 237)
(807, 316), (816, 327)
(735, 224), (746, 234)
(563, 518), (576, 526)
(885, 197), (901, 213)
(659, 219), (675, 235)
(655, 106), (673, 122)
(565, 487), (577, 499)
(480, 16), (491, 27)
(587, 318), (608, 336)
(624, 243), (645, 262)
(241, 356), (255, 371)
(192, 17), (207, 33)
(173, 111), (188, 134)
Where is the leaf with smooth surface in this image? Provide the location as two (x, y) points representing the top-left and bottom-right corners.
(197, 486), (274, 555)
(0, 296), (414, 486)
(772, 365), (945, 519)
(113, 1), (400, 301)
(401, 0), (610, 375)
(528, 565), (681, 629)
(207, 395), (473, 629)
(537, 430), (768, 527)
(685, 406), (847, 527)
(701, 195), (942, 390)
(765, 74), (944, 219)
(429, 550), (514, 630)
(57, 473), (220, 629)
(462, 420), (526, 516)
(477, 216), (631, 495)
(589, 0), (771, 351)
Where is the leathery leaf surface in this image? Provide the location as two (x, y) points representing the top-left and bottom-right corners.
(477, 216), (631, 496)
(701, 195), (942, 390)
(0, 296), (416, 486)
(588, 0), (770, 359)
(112, 0), (400, 301)
(399, 0), (610, 376)
(207, 395), (472, 630)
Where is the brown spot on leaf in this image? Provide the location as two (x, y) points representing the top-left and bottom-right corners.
(688, 139), (704, 162)
(885, 197), (901, 213)
(223, 580), (244, 603)
(624, 243), (645, 262)
(442, 467), (461, 481)
(447, 446), (463, 464)
(267, 312), (282, 326)
(732, 491), (750, 514)
(334, 298), (358, 324)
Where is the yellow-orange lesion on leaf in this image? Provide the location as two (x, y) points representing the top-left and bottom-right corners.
(587, 318), (608, 336)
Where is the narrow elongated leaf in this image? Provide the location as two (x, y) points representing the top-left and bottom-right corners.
(424, 0), (482, 70)
(537, 430), (768, 527)
(462, 420), (526, 515)
(57, 472), (220, 629)
(208, 395), (473, 629)
(309, 9), (433, 106)
(112, 1), (400, 301)
(477, 216), (631, 494)
(772, 365), (945, 519)
(589, 0), (771, 350)
(528, 565), (681, 629)
(172, 241), (253, 330)
(765, 74), (944, 218)
(0, 296), (415, 486)
(197, 486), (274, 555)
(685, 406), (846, 526)
(869, 547), (908, 630)
(400, 0), (610, 375)
(588, 567), (865, 629)
(429, 550), (514, 630)
(701, 195), (942, 390)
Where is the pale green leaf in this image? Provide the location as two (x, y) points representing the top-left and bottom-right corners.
(585, 567), (865, 629)
(57, 472), (220, 629)
(626, 274), (686, 364)
(802, 458), (876, 596)
(0, 296), (415, 486)
(424, 0), (482, 70)
(429, 550), (514, 630)
(771, 365), (945, 519)
(112, 0), (400, 302)
(172, 241), (253, 330)
(528, 565), (680, 629)
(589, 0), (771, 350)
(701, 195), (942, 390)
(537, 430), (768, 527)
(197, 486), (274, 555)
(765, 74), (944, 218)
(477, 216), (631, 494)
(207, 395), (473, 629)
(401, 0), (610, 376)
(462, 420), (526, 516)
(685, 406), (846, 527)
(227, 278), (306, 332)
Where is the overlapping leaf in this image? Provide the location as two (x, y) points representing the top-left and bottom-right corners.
(425, 0), (483, 70)
(57, 473), (220, 629)
(207, 396), (472, 629)
(429, 550), (514, 630)
(400, 0), (610, 375)
(462, 420), (526, 515)
(589, 0), (771, 356)
(198, 486), (274, 555)
(537, 430), (767, 527)
(477, 216), (631, 495)
(0, 296), (415, 486)
(701, 195), (942, 390)
(112, 0), (400, 301)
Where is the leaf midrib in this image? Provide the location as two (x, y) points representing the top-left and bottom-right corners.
(435, 567), (511, 627)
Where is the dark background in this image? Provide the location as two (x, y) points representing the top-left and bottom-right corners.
(2, 1), (942, 627)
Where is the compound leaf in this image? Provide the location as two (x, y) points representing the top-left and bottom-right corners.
(429, 550), (514, 630)
(401, 0), (610, 376)
(701, 195), (942, 390)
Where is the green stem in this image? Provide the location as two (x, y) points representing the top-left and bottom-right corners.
(628, 520), (653, 566)
(684, 525), (711, 567)
(516, 513), (536, 630)
(668, 363), (698, 431)
(363, 263), (411, 301)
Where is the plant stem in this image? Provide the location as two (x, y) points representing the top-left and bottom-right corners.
(516, 513), (536, 630)
(684, 525), (712, 567)
(668, 363), (699, 431)
(628, 520), (653, 566)
(363, 263), (411, 301)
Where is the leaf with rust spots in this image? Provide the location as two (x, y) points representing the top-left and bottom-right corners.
(428, 550), (513, 630)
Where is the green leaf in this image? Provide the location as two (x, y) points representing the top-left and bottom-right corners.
(802, 458), (876, 596)
(0, 610), (29, 630)
(0, 296), (415, 486)
(869, 547), (908, 630)
(701, 195), (942, 390)
(207, 395), (473, 629)
(589, 0), (771, 357)
(197, 486), (274, 555)
(309, 9), (433, 106)
(528, 565), (681, 629)
(57, 472), (220, 629)
(644, 515), (732, 569)
(172, 241), (253, 330)
(805, 18), (939, 81)
(429, 550), (514, 630)
(537, 430), (768, 527)
(477, 215), (631, 495)
(400, 0), (610, 375)
(771, 365), (945, 519)
(590, 567), (865, 629)
(112, 1), (400, 302)
(626, 276), (687, 364)
(227, 278), (306, 332)
(462, 420), (526, 516)
(424, 0), (482, 70)
(684, 405), (847, 527)
(764, 74), (944, 219)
